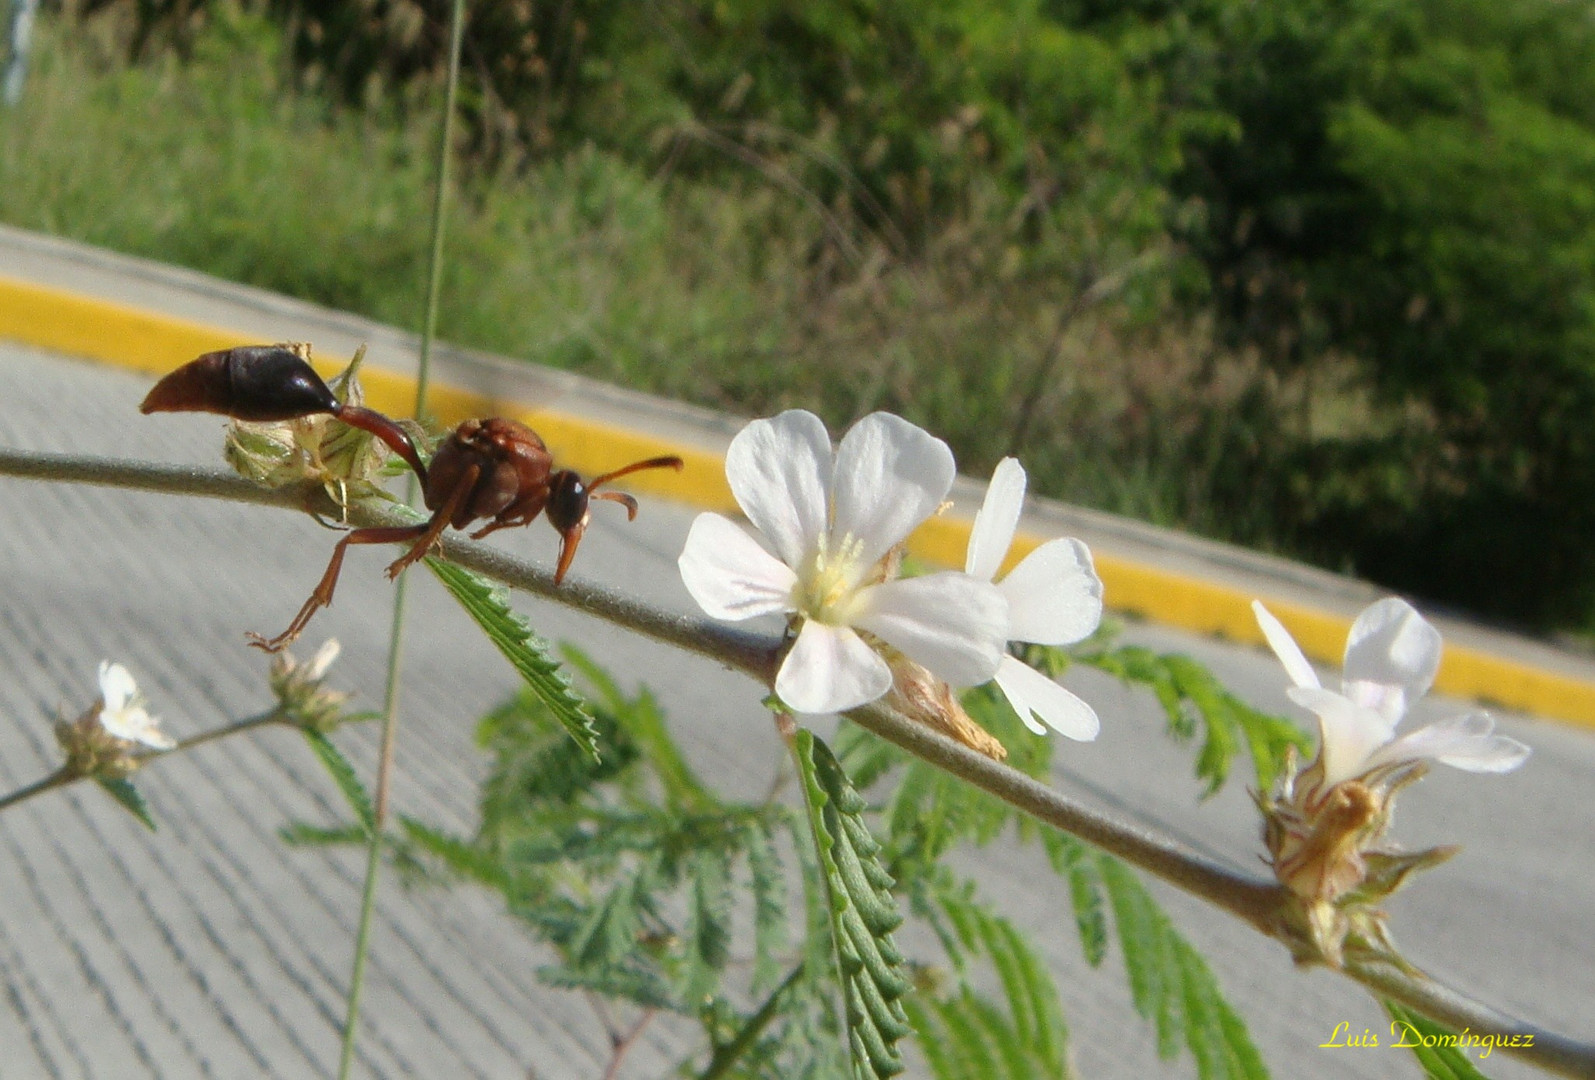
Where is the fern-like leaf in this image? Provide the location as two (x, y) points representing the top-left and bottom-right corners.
(745, 820), (790, 992)
(793, 729), (913, 1079)
(929, 881), (1070, 1077)
(425, 558), (599, 760)
(906, 986), (1074, 1080)
(96, 777), (156, 831)
(1097, 855), (1269, 1079)
(685, 847), (735, 1000)
(1042, 831), (1110, 967)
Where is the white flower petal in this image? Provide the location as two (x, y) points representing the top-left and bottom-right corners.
(1343, 598), (1441, 722)
(775, 620), (892, 714)
(1252, 601), (1321, 690)
(830, 412), (955, 569)
(967, 457), (1026, 581)
(101, 707), (175, 751)
(306, 639), (342, 680)
(1366, 712), (1532, 775)
(1001, 538), (1103, 646)
(678, 513), (798, 621)
(854, 572), (1007, 687)
(724, 410), (832, 568)
(98, 661), (137, 713)
(1287, 686), (1395, 787)
(993, 654), (1100, 740)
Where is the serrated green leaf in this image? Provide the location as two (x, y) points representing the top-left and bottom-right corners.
(426, 558), (599, 760)
(1384, 1002), (1496, 1080)
(301, 729), (374, 836)
(96, 776), (156, 831)
(397, 817), (509, 889)
(793, 729), (911, 1080)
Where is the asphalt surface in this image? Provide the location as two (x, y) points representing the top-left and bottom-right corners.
(0, 261), (1591, 1077)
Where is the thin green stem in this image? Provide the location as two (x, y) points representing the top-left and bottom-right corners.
(697, 962), (806, 1080)
(411, 0), (465, 421)
(0, 708), (287, 812)
(338, 3), (465, 1075)
(2, 446), (1592, 1077)
(0, 767), (72, 811)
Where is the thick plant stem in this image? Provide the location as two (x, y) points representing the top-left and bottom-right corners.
(337, 1), (467, 1076)
(1, 447), (1592, 1077)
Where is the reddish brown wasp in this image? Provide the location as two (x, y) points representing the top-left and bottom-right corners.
(142, 344), (683, 651)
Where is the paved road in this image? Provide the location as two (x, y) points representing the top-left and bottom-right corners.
(0, 343), (1590, 1080)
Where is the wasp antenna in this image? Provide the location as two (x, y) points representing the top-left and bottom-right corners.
(587, 455), (684, 491)
(591, 490), (640, 521)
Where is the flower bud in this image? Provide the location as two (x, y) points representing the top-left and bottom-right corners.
(1259, 749), (1455, 967)
(884, 653), (1007, 761)
(268, 639), (351, 732)
(223, 344), (405, 513)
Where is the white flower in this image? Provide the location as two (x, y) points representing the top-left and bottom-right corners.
(678, 410), (1008, 715)
(1252, 598), (1530, 788)
(966, 458), (1104, 740)
(96, 662), (175, 751)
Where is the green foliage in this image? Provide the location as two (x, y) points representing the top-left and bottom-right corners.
(1383, 1001), (1494, 1080)
(275, 640), (1275, 1078)
(1095, 857), (1269, 1080)
(96, 776), (156, 831)
(917, 879), (1072, 1079)
(793, 730), (913, 1078)
(835, 675), (1271, 1079)
(1072, 637), (1308, 794)
(424, 558), (599, 760)
(299, 729), (375, 836)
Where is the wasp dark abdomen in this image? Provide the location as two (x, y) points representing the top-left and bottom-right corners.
(140, 345), (339, 421)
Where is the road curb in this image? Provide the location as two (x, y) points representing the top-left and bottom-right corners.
(4, 225), (1594, 730)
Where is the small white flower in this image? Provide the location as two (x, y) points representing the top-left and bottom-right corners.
(96, 662), (175, 751)
(679, 410), (1008, 715)
(966, 458), (1104, 740)
(1252, 598), (1530, 788)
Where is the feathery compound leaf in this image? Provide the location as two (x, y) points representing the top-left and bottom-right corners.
(685, 847), (735, 1001)
(1384, 1002), (1496, 1080)
(1077, 643), (1307, 795)
(425, 558), (599, 760)
(301, 730), (375, 836)
(793, 729), (912, 1080)
(1042, 831), (1110, 967)
(96, 777), (156, 831)
(906, 987), (1074, 1080)
(928, 882), (1070, 1077)
(745, 820), (790, 992)
(1097, 855), (1269, 1079)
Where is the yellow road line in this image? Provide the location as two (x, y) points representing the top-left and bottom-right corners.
(4, 274), (1594, 728)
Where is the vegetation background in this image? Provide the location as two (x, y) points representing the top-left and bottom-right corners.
(7, 0), (1595, 631)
